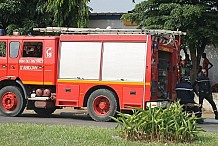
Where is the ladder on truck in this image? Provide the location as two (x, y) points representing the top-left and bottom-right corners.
(33, 27), (186, 35)
(33, 27), (186, 47)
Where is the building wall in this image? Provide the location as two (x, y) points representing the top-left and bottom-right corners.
(87, 19), (137, 29)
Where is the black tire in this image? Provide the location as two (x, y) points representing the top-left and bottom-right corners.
(0, 86), (26, 117)
(87, 89), (118, 122)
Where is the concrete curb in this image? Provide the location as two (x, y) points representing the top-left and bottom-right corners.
(203, 118), (218, 124)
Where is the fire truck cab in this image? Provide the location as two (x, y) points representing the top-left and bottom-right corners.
(0, 27), (185, 121)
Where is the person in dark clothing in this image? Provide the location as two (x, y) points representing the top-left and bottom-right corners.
(176, 77), (202, 123)
(193, 69), (218, 119)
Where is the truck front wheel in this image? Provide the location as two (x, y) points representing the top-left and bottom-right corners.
(0, 86), (26, 116)
(87, 89), (118, 122)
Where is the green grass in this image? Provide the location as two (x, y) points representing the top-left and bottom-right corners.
(0, 123), (217, 146)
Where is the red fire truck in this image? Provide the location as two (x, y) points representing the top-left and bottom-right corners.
(0, 27), (184, 121)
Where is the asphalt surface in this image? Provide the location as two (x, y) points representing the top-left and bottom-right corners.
(0, 108), (117, 128)
(0, 108), (218, 133)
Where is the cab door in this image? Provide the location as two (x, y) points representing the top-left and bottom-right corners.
(18, 41), (43, 85)
(0, 40), (7, 78)
(7, 40), (20, 77)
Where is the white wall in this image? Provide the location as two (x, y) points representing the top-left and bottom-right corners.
(87, 19), (137, 29)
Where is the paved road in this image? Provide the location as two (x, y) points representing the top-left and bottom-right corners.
(0, 109), (117, 128)
(0, 109), (218, 133)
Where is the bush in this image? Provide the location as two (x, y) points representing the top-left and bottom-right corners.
(112, 102), (203, 143)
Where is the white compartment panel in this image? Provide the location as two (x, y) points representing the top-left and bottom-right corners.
(102, 42), (147, 81)
(59, 42), (102, 79)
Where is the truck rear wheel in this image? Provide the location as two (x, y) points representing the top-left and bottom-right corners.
(0, 86), (26, 117)
(87, 89), (117, 122)
(33, 107), (56, 117)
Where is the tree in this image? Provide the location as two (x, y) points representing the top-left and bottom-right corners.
(0, 0), (46, 34)
(38, 0), (90, 27)
(122, 0), (218, 81)
(0, 0), (90, 35)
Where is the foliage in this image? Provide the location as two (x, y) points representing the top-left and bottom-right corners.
(0, 0), (40, 35)
(0, 0), (90, 35)
(38, 0), (90, 27)
(112, 102), (203, 143)
(123, 0), (218, 81)
(0, 42), (6, 57)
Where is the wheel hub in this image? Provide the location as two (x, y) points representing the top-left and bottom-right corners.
(1, 92), (18, 111)
(93, 96), (110, 115)
(99, 102), (107, 109)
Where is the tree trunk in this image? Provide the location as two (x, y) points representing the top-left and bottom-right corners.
(190, 47), (197, 83)
(189, 41), (206, 83)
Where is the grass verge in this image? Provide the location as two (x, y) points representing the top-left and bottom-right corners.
(0, 123), (217, 146)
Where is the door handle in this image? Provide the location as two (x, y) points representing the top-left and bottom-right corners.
(38, 66), (44, 69)
(2, 65), (6, 68)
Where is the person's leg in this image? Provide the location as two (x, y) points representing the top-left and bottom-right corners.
(198, 95), (204, 117)
(192, 106), (201, 118)
(205, 93), (218, 119)
(192, 105), (204, 124)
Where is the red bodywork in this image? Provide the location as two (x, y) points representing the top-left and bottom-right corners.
(0, 34), (180, 110)
(56, 34), (179, 109)
(0, 36), (59, 85)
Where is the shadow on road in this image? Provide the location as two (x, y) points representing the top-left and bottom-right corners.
(19, 112), (94, 121)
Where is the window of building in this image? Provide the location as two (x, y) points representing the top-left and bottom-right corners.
(0, 42), (6, 57)
(10, 42), (20, 58)
(23, 42), (42, 58)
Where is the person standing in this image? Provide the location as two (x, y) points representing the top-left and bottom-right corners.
(202, 53), (213, 75)
(193, 69), (218, 119)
